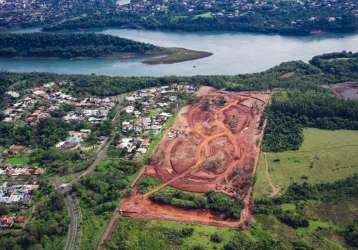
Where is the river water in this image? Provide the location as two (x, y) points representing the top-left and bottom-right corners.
(1, 28), (357, 76)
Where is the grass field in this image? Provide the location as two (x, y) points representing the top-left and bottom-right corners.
(4, 155), (30, 165)
(105, 218), (238, 250)
(254, 128), (358, 198)
(253, 214), (348, 250)
(106, 216), (347, 250)
(79, 208), (110, 250)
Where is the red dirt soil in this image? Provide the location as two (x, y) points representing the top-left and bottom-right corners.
(118, 87), (271, 228)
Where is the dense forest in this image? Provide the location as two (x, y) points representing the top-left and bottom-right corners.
(310, 51), (358, 80)
(0, 32), (160, 59)
(0, 117), (69, 148)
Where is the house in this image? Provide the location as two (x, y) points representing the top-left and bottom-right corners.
(8, 145), (26, 155)
(14, 215), (27, 223)
(137, 147), (147, 154)
(69, 130), (90, 140)
(6, 91), (20, 98)
(31, 168), (45, 175)
(125, 106), (135, 113)
(0, 216), (14, 228)
(125, 96), (136, 102)
(118, 138), (136, 153)
(32, 89), (49, 99)
(0, 215), (26, 228)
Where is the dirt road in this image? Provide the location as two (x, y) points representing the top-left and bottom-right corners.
(263, 152), (281, 197)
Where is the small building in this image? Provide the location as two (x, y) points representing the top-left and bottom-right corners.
(8, 145), (26, 155)
(125, 106), (135, 113)
(0, 216), (14, 228)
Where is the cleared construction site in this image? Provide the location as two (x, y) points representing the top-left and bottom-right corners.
(120, 86), (271, 228)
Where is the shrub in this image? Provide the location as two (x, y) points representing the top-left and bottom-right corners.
(181, 228), (194, 237)
(206, 191), (244, 219)
(210, 233), (223, 243)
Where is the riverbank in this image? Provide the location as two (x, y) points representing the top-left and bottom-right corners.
(0, 48), (212, 65)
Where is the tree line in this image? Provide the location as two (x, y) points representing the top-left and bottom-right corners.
(150, 188), (244, 219)
(263, 89), (358, 152)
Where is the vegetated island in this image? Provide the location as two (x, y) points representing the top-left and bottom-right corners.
(0, 32), (212, 64)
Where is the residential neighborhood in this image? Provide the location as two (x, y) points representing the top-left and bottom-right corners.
(118, 0), (358, 31)
(1, 81), (115, 125)
(115, 84), (196, 158)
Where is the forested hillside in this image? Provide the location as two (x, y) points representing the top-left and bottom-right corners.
(0, 32), (160, 59)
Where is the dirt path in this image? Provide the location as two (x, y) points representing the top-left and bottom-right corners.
(96, 206), (121, 250)
(263, 152), (281, 197)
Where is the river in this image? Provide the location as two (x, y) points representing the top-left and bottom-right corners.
(1, 28), (358, 76)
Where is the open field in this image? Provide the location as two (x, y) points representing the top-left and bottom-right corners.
(79, 209), (110, 250)
(4, 155), (30, 165)
(120, 87), (271, 227)
(324, 82), (358, 100)
(105, 218), (237, 250)
(254, 128), (358, 198)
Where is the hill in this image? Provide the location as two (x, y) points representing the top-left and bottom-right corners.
(0, 32), (212, 63)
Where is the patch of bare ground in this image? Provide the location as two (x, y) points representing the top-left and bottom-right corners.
(325, 82), (358, 100)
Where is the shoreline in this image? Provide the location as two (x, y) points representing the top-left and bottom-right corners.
(0, 48), (213, 65)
